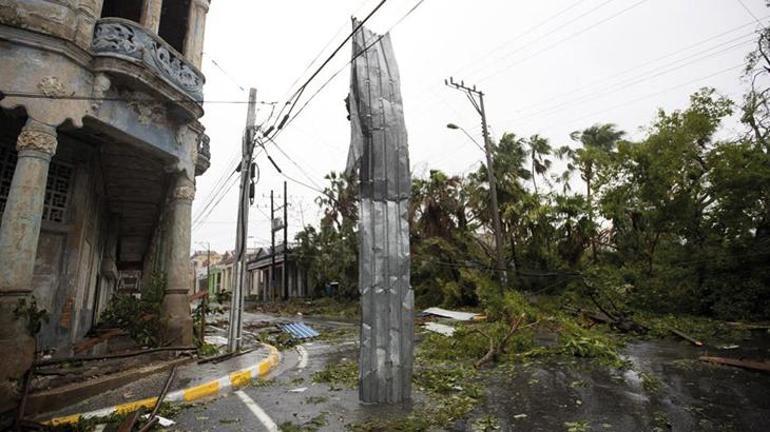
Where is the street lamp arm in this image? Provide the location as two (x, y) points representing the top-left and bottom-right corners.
(447, 123), (485, 153)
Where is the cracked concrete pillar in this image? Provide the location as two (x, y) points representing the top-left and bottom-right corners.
(140, 0), (163, 33)
(160, 172), (194, 346)
(0, 118), (58, 410)
(184, 0), (209, 69)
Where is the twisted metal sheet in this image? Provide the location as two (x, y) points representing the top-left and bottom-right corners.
(347, 19), (413, 404)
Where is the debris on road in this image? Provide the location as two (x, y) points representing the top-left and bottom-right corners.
(289, 387), (308, 393)
(670, 328), (704, 347)
(141, 414), (176, 427)
(422, 307), (479, 321)
(699, 356), (770, 373)
(204, 335), (229, 346)
(718, 344), (740, 350)
(279, 322), (320, 340)
(424, 322), (456, 336)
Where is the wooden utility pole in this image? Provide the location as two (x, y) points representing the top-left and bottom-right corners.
(227, 88), (257, 353)
(445, 77), (508, 287)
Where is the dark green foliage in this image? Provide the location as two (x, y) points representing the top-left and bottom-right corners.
(294, 29), (770, 322)
(294, 172), (359, 299)
(99, 273), (166, 346)
(14, 295), (49, 336)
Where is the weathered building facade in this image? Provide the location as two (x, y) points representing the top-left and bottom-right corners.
(246, 244), (308, 301)
(0, 0), (211, 409)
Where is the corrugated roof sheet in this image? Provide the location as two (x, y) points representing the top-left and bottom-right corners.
(279, 322), (320, 340)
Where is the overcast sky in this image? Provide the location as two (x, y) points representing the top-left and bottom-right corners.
(191, 0), (767, 253)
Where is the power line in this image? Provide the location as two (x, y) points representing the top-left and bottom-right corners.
(272, 0), (427, 141)
(543, 62), (746, 131)
(203, 52), (247, 92)
(736, 0), (762, 24)
(476, 0), (650, 84)
(0, 91), (277, 105)
(458, 0), (614, 79)
(506, 19), (766, 119)
(512, 34), (755, 124)
(276, 0), (378, 104)
(262, 0), (389, 139)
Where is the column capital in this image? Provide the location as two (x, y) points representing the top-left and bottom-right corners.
(171, 174), (195, 202)
(16, 119), (57, 156)
(191, 0), (210, 12)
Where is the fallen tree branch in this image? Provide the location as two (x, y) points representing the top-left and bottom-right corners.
(474, 314), (530, 369)
(670, 328), (703, 347)
(699, 356), (770, 373)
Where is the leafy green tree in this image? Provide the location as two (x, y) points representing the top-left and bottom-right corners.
(294, 172), (359, 298)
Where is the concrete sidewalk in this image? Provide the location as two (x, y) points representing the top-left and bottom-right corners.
(39, 344), (280, 426)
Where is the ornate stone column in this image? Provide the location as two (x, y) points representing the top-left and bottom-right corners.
(0, 118), (58, 409)
(140, 0), (164, 33)
(184, 0), (210, 69)
(160, 172), (194, 346)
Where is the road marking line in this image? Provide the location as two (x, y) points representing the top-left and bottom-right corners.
(235, 390), (278, 432)
(297, 346), (308, 370)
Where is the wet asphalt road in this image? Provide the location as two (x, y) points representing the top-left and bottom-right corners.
(170, 312), (770, 432)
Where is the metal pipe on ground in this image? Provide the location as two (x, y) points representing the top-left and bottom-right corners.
(33, 346), (197, 368)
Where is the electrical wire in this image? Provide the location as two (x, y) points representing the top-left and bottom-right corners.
(458, 0), (614, 80)
(532, 62), (746, 131)
(476, 0), (651, 84)
(271, 0), (427, 142)
(512, 34), (756, 124)
(508, 19), (767, 118)
(736, 0), (762, 24)
(262, 0), (389, 139)
(0, 91), (277, 105)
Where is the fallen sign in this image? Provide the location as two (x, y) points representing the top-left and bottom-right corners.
(699, 356), (770, 373)
(422, 307), (479, 321)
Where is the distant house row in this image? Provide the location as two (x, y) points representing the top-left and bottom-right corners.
(190, 244), (308, 301)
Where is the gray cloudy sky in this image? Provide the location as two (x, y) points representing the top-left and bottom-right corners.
(191, 0), (767, 253)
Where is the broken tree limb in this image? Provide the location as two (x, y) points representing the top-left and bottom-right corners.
(699, 356), (770, 373)
(474, 315), (530, 369)
(726, 322), (770, 330)
(670, 328), (703, 347)
(117, 410), (140, 432)
(137, 417), (159, 432)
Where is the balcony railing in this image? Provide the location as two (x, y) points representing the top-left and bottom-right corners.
(92, 18), (204, 103)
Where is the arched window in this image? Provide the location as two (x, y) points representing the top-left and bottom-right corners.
(158, 0), (191, 53)
(101, 0), (142, 22)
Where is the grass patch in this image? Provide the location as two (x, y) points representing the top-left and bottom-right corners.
(305, 395), (329, 405)
(312, 359), (358, 389)
(279, 413), (328, 432)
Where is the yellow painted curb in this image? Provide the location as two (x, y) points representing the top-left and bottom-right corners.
(183, 380), (220, 401)
(42, 343), (281, 426)
(115, 397), (157, 414)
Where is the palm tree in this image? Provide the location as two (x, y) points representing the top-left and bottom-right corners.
(526, 134), (553, 195)
(569, 124), (625, 259)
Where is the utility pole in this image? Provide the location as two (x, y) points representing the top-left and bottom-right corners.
(199, 241), (209, 344)
(227, 88), (257, 353)
(445, 77), (508, 287)
(270, 189), (276, 303)
(282, 181), (288, 299)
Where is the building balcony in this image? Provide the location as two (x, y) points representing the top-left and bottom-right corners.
(91, 18), (205, 119)
(196, 133), (211, 175)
